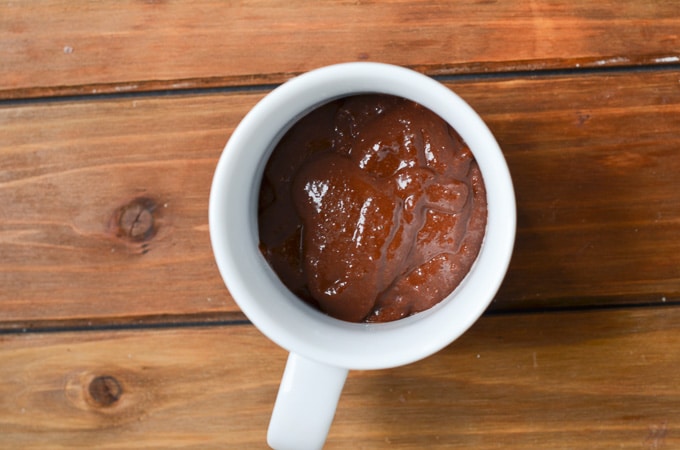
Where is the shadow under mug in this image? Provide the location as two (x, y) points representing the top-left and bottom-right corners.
(209, 62), (516, 450)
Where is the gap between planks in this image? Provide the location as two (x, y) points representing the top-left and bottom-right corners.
(1, 62), (679, 106)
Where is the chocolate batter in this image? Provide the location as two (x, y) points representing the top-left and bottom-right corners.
(258, 94), (487, 322)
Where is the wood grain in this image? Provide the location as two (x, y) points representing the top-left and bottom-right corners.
(2, 70), (680, 327)
(0, 92), (265, 326)
(470, 70), (680, 310)
(0, 306), (678, 448)
(2, 0), (680, 99)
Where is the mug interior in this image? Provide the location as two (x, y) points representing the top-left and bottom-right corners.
(209, 62), (515, 370)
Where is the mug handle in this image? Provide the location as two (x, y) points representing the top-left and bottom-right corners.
(267, 352), (349, 450)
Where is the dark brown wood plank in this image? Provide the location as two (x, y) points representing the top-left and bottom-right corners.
(2, 70), (680, 327)
(1, 0), (679, 98)
(1, 306), (679, 448)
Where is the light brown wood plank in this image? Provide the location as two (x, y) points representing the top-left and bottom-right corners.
(0, 306), (679, 448)
(2, 70), (680, 327)
(1, 0), (679, 98)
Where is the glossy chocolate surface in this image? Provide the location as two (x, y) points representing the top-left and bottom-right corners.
(258, 95), (487, 322)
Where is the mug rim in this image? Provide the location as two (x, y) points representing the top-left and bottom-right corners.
(209, 62), (516, 370)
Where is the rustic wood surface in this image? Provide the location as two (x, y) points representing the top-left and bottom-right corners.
(2, 0), (680, 447)
(1, 306), (679, 449)
(1, 0), (680, 99)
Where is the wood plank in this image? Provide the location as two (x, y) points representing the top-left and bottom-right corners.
(2, 70), (680, 327)
(1, 306), (679, 448)
(2, 0), (680, 98)
(468, 70), (680, 310)
(0, 91), (266, 325)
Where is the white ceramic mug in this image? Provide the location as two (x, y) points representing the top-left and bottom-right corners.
(209, 62), (516, 450)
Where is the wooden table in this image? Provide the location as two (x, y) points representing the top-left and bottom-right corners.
(2, 1), (680, 448)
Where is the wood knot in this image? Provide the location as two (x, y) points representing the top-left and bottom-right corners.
(88, 375), (123, 407)
(114, 197), (157, 242)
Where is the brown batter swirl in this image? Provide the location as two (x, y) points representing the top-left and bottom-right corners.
(258, 94), (487, 322)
